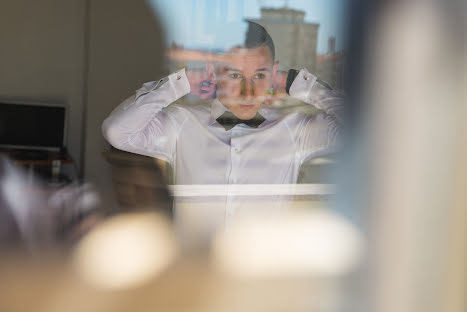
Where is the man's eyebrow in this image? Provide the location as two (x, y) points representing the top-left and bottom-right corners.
(255, 67), (271, 72)
(224, 67), (242, 72)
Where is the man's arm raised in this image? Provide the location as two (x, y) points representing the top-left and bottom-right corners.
(102, 69), (189, 163)
(102, 66), (215, 164)
(288, 68), (344, 125)
(270, 68), (344, 163)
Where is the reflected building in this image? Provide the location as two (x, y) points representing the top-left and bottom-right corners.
(247, 7), (319, 73)
(316, 37), (345, 90)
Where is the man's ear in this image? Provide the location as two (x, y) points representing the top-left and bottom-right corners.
(272, 61), (279, 79)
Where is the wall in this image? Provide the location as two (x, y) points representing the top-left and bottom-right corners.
(1, 0), (167, 209)
(0, 0), (86, 171)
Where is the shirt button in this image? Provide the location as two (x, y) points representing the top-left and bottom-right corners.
(234, 148), (240, 153)
(230, 179), (236, 184)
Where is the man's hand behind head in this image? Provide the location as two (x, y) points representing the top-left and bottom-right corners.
(264, 70), (288, 106)
(186, 63), (217, 100)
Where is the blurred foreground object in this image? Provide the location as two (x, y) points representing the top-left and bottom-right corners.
(0, 155), (101, 254)
(213, 210), (364, 278)
(1, 209), (358, 312)
(72, 212), (177, 290)
(349, 1), (466, 312)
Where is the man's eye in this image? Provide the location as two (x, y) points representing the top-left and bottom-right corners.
(254, 73), (266, 79)
(228, 73), (242, 79)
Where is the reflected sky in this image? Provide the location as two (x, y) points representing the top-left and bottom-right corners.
(147, 0), (346, 53)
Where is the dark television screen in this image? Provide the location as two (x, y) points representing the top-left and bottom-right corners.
(0, 103), (65, 149)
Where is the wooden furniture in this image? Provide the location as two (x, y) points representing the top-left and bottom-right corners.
(0, 148), (76, 185)
(102, 149), (173, 213)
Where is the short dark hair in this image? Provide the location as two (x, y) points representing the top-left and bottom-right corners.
(244, 21), (275, 61)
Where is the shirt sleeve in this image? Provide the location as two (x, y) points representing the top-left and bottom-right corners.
(101, 68), (190, 165)
(289, 68), (344, 163)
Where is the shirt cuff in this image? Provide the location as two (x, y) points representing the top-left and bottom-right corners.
(135, 68), (191, 102)
(288, 68), (317, 104)
(168, 68), (190, 99)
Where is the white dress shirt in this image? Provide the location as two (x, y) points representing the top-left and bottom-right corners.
(102, 68), (343, 185)
(102, 68), (343, 241)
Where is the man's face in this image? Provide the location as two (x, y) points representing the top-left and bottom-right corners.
(216, 45), (278, 120)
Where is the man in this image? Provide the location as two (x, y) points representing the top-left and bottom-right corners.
(102, 22), (343, 186)
(102, 22), (342, 240)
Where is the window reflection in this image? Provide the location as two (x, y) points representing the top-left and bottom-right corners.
(101, 1), (346, 248)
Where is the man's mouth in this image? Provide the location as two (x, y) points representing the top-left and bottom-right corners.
(239, 104), (255, 109)
(239, 102), (255, 107)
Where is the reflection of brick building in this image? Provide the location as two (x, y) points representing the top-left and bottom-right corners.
(316, 37), (345, 90)
(167, 7), (345, 91)
(248, 7), (319, 73)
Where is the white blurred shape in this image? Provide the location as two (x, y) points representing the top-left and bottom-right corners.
(213, 210), (364, 278)
(308, 157), (335, 165)
(48, 183), (100, 216)
(72, 212), (177, 290)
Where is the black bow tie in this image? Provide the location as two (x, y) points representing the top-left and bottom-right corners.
(216, 111), (265, 131)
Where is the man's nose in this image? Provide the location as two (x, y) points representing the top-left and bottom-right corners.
(240, 79), (255, 97)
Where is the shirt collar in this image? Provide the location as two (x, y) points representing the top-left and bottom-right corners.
(209, 98), (278, 126)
